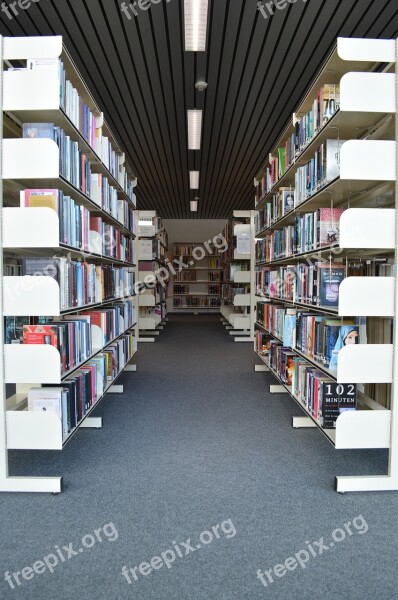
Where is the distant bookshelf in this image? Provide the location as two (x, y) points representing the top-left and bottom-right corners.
(137, 211), (168, 336)
(171, 243), (222, 311)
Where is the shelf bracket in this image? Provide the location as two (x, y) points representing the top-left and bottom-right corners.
(255, 365), (269, 372)
(270, 385), (288, 394)
(292, 416), (317, 429)
(0, 476), (62, 494)
(108, 385), (123, 394)
(80, 417), (102, 429)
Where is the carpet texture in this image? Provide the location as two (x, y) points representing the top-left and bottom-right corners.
(0, 315), (397, 600)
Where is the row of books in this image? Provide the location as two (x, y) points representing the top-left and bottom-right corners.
(16, 300), (136, 373)
(256, 302), (359, 371)
(266, 339), (356, 429)
(21, 257), (135, 310)
(173, 297), (221, 308)
(221, 285), (247, 303)
(89, 217), (135, 263)
(295, 139), (345, 206)
(21, 189), (136, 254)
(60, 59), (135, 195)
(255, 84), (340, 199)
(256, 208), (345, 263)
(27, 331), (136, 437)
(21, 58), (135, 200)
(222, 263), (250, 283)
(174, 271), (221, 282)
(61, 71), (97, 150)
(256, 261), (345, 307)
(139, 239), (164, 262)
(91, 174), (136, 229)
(255, 188), (295, 232)
(23, 123), (92, 196)
(279, 84), (341, 177)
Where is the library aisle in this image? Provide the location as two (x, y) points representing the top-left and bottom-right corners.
(1, 315), (397, 600)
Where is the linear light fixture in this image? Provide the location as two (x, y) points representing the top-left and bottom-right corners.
(189, 171), (200, 189)
(190, 199), (198, 212)
(187, 110), (202, 150)
(184, 0), (209, 52)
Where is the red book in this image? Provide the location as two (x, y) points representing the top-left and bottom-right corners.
(22, 325), (58, 347)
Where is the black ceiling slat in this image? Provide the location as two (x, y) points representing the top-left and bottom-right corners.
(199, 0), (230, 218)
(210, 1), (308, 219)
(223, 0), (362, 214)
(214, 0), (328, 218)
(201, 1), (245, 218)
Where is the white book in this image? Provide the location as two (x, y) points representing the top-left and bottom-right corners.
(28, 387), (64, 420)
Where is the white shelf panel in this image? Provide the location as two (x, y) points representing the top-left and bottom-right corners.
(340, 72), (396, 113)
(2, 207), (60, 248)
(334, 410), (391, 450)
(339, 277), (394, 317)
(3, 35), (63, 60)
(233, 271), (251, 283)
(340, 208), (395, 249)
(139, 317), (161, 330)
(233, 224), (251, 236)
(233, 294), (251, 307)
(233, 250), (251, 260)
(340, 140), (396, 181)
(337, 344), (393, 384)
(3, 276), (61, 316)
(337, 37), (396, 63)
(3, 70), (60, 112)
(5, 345), (62, 384)
(6, 411), (63, 450)
(139, 295), (156, 307)
(2, 139), (60, 180)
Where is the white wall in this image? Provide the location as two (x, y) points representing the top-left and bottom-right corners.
(163, 219), (227, 313)
(163, 219), (227, 244)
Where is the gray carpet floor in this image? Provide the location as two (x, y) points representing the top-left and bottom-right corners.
(0, 314), (397, 600)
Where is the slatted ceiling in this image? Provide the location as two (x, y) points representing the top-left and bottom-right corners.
(0, 1), (397, 219)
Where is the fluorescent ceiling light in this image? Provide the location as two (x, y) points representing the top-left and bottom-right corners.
(190, 200), (198, 212)
(190, 171), (200, 189)
(187, 110), (202, 150)
(184, 0), (209, 52)
(138, 219), (152, 226)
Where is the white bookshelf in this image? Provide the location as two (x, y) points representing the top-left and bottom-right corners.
(0, 35), (139, 493)
(220, 211), (256, 342)
(253, 37), (398, 493)
(137, 210), (168, 342)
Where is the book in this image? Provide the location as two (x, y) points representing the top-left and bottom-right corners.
(23, 123), (55, 139)
(28, 387), (64, 420)
(328, 325), (359, 371)
(22, 324), (58, 347)
(321, 84), (340, 125)
(318, 263), (345, 307)
(321, 382), (356, 428)
(317, 208), (345, 246)
(21, 189), (59, 212)
(4, 316), (30, 344)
